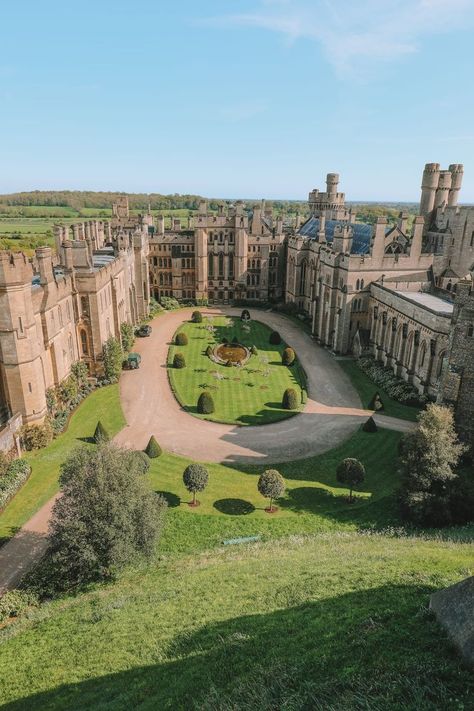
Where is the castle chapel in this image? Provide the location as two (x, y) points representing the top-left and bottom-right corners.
(0, 162), (473, 453)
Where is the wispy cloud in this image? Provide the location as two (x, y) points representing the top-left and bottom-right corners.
(200, 0), (474, 79)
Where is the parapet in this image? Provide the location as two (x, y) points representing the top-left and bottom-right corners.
(0, 251), (34, 286)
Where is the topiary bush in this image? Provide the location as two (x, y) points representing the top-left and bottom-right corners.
(258, 469), (285, 512)
(173, 352), (186, 369)
(251, 345), (258, 355)
(182, 463), (209, 506)
(226, 360), (233, 367)
(282, 347), (296, 366)
(205, 345), (213, 357)
(145, 435), (162, 459)
(368, 392), (384, 411)
(270, 331), (281, 345)
(175, 332), (188, 346)
(222, 337), (229, 345)
(94, 420), (110, 444)
(336, 457), (366, 503)
(282, 388), (298, 410)
(197, 391), (215, 414)
(241, 309), (251, 321)
(192, 310), (203, 323)
(362, 416), (378, 433)
(232, 336), (239, 344)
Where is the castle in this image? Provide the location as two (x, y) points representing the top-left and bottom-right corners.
(0, 162), (473, 453)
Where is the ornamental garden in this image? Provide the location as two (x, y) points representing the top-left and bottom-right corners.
(167, 311), (307, 425)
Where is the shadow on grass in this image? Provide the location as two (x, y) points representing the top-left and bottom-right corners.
(76, 436), (96, 445)
(213, 498), (255, 515)
(3, 584), (470, 711)
(156, 491), (181, 508)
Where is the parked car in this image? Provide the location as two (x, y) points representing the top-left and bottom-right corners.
(123, 353), (142, 370)
(137, 325), (152, 337)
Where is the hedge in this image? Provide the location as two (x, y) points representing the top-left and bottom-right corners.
(0, 459), (31, 511)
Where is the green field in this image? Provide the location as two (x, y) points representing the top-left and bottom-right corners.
(0, 385), (125, 545)
(168, 316), (307, 425)
(338, 358), (421, 422)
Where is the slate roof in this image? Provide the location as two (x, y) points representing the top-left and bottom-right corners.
(297, 216), (373, 255)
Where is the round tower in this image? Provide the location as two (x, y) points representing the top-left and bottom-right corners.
(420, 163), (440, 216)
(435, 170), (452, 208)
(448, 164), (464, 207)
(326, 173), (339, 201)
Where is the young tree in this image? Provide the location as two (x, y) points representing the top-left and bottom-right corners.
(47, 444), (167, 590)
(182, 463), (209, 506)
(258, 469), (285, 513)
(120, 322), (135, 352)
(103, 337), (123, 380)
(398, 404), (465, 526)
(336, 458), (366, 503)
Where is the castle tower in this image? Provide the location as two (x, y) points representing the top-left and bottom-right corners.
(448, 164), (464, 207)
(435, 170), (452, 208)
(420, 163), (440, 217)
(195, 226), (208, 300)
(0, 253), (48, 422)
(326, 173), (339, 202)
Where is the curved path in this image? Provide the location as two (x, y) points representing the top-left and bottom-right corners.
(115, 307), (411, 465)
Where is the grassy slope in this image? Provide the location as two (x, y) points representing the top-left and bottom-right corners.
(168, 317), (306, 425)
(0, 535), (472, 710)
(0, 385), (125, 544)
(338, 359), (421, 422)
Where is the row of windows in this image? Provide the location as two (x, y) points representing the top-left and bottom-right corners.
(208, 253), (234, 278)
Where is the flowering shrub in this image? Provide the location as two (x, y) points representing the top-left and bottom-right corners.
(0, 459), (31, 510)
(357, 357), (427, 406)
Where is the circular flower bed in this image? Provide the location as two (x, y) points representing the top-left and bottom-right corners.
(210, 342), (251, 367)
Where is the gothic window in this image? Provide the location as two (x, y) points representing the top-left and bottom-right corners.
(228, 253), (234, 277)
(208, 256), (214, 277)
(218, 252), (224, 277)
(419, 342), (427, 368)
(436, 351), (446, 378)
(247, 274), (251, 286)
(80, 329), (88, 355)
(360, 279), (364, 289)
(468, 325), (474, 338)
(356, 279), (360, 290)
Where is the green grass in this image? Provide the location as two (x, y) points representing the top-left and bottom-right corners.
(0, 534), (472, 709)
(0, 385), (125, 544)
(168, 316), (307, 425)
(338, 359), (421, 422)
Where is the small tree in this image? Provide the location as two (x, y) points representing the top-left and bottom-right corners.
(336, 458), (365, 503)
(398, 404), (465, 526)
(94, 420), (110, 444)
(183, 463), (209, 506)
(258, 469), (285, 513)
(362, 416), (378, 433)
(192, 310), (203, 323)
(47, 445), (167, 590)
(282, 347), (296, 366)
(175, 332), (188, 346)
(251, 345), (258, 355)
(197, 391), (215, 414)
(205, 345), (213, 357)
(120, 322), (135, 352)
(270, 331), (281, 345)
(282, 388), (298, 410)
(241, 309), (251, 321)
(173, 352), (186, 369)
(103, 337), (123, 380)
(145, 435), (162, 458)
(368, 392), (384, 411)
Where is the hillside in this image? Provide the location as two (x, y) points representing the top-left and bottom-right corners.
(0, 533), (473, 710)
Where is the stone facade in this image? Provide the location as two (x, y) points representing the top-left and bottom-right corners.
(0, 216), (150, 430)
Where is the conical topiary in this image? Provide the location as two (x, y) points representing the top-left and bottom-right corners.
(145, 435), (162, 458)
(197, 391), (215, 414)
(368, 392), (384, 411)
(94, 420), (110, 444)
(173, 352), (186, 369)
(282, 388), (298, 410)
(362, 416), (378, 433)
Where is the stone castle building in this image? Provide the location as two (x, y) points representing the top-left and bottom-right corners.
(0, 161), (473, 452)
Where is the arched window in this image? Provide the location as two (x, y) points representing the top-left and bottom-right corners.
(356, 279), (360, 290)
(468, 325), (474, 338)
(81, 296), (89, 316)
(80, 329), (88, 355)
(436, 351), (446, 378)
(360, 279), (364, 289)
(218, 252), (224, 277)
(208, 255), (214, 277)
(247, 274), (251, 286)
(419, 342), (427, 368)
(228, 252), (234, 277)
(159, 273), (163, 285)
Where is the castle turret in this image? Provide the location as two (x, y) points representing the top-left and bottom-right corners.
(326, 173), (339, 202)
(448, 164), (464, 207)
(435, 170), (452, 208)
(420, 163), (440, 216)
(410, 215), (424, 259)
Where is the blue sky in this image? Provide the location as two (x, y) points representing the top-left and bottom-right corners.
(1, 0), (474, 200)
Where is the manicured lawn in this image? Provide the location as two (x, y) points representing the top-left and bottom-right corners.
(0, 534), (472, 709)
(168, 316), (307, 425)
(0, 385), (125, 544)
(338, 359), (421, 422)
(151, 427), (403, 554)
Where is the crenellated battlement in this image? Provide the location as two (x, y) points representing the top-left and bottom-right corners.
(0, 251), (34, 287)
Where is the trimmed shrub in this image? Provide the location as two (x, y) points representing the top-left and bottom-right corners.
(241, 309), (251, 321)
(251, 345), (258, 355)
(94, 420), (110, 444)
(19, 421), (54, 451)
(282, 347), (296, 366)
(120, 322), (135, 352)
(0, 459), (31, 510)
(197, 391), (215, 414)
(103, 336), (123, 380)
(192, 310), (203, 323)
(270, 331), (282, 345)
(222, 337), (229, 345)
(132, 450), (151, 474)
(0, 590), (38, 623)
(226, 360), (233, 367)
(362, 416), (378, 433)
(301, 389), (308, 405)
(183, 463), (209, 505)
(368, 392), (384, 411)
(175, 332), (188, 346)
(205, 345), (213, 357)
(160, 296), (180, 310)
(258, 469), (285, 512)
(336, 458), (366, 503)
(232, 336), (239, 344)
(145, 436), (162, 459)
(173, 352), (186, 369)
(282, 388), (298, 410)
